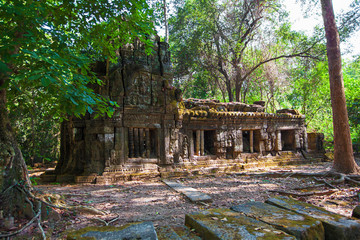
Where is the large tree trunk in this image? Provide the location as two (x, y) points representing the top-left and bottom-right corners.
(321, 0), (360, 174)
(0, 73), (31, 221)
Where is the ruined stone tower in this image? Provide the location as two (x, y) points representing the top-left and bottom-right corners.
(49, 38), (312, 184)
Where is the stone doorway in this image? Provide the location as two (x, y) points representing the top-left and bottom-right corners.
(204, 130), (216, 155)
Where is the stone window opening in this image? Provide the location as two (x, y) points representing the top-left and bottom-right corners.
(128, 128), (157, 158)
(242, 130), (260, 153)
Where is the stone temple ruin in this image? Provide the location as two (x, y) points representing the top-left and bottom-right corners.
(45, 39), (323, 184)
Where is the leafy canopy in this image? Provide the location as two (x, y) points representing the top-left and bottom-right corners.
(0, 0), (155, 119)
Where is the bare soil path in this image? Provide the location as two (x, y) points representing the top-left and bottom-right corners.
(23, 161), (360, 239)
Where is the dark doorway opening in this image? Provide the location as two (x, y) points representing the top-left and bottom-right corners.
(243, 131), (251, 153)
(149, 129), (158, 158)
(204, 130), (216, 155)
(281, 130), (295, 150)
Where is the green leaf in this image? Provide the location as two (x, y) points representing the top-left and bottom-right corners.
(41, 77), (51, 87)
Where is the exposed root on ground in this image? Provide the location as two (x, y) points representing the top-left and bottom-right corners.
(269, 189), (339, 197)
(236, 170), (360, 199)
(92, 214), (121, 226)
(0, 183), (107, 239)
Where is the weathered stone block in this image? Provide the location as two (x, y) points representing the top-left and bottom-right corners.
(231, 202), (324, 239)
(56, 175), (74, 183)
(67, 221), (157, 240)
(266, 196), (360, 240)
(185, 208), (295, 240)
(156, 226), (182, 240)
(163, 180), (212, 202)
(352, 205), (360, 219)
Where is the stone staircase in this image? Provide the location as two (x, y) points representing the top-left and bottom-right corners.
(67, 196), (360, 239)
(41, 151), (325, 184)
(159, 151), (323, 179)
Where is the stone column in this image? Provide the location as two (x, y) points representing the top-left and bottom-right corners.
(139, 128), (144, 157)
(294, 130), (300, 149)
(196, 130), (201, 156)
(134, 128), (139, 157)
(200, 130), (205, 156)
(303, 131), (308, 151)
(275, 130), (282, 151)
(238, 129), (243, 152)
(259, 141), (265, 155)
(250, 130), (254, 153)
(145, 128), (151, 158)
(128, 128), (134, 158)
(114, 127), (126, 165)
(189, 131), (194, 159)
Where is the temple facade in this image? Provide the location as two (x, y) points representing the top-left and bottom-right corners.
(51, 39), (314, 184)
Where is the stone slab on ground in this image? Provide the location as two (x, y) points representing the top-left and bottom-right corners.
(163, 180), (212, 202)
(185, 208), (296, 239)
(231, 202), (324, 240)
(67, 221), (158, 240)
(266, 196), (360, 240)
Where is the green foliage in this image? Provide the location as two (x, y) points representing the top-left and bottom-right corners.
(169, 0), (322, 103)
(1, 0), (155, 119)
(30, 176), (40, 186)
(1, 0), (156, 164)
(344, 58), (360, 145)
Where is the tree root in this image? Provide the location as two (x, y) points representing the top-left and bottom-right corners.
(293, 184), (325, 190)
(313, 177), (339, 189)
(0, 185), (45, 239)
(269, 189), (339, 197)
(0, 183), (106, 239)
(236, 171), (360, 186)
(92, 214), (120, 226)
(24, 186), (107, 215)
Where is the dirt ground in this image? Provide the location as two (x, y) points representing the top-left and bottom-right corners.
(14, 160), (360, 238)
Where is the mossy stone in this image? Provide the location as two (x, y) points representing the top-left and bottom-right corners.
(267, 196), (360, 240)
(185, 208), (295, 240)
(231, 202), (324, 240)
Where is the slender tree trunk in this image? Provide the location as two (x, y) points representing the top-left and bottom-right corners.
(321, 0), (359, 173)
(163, 0), (169, 43)
(0, 73), (31, 221)
(225, 79), (233, 102)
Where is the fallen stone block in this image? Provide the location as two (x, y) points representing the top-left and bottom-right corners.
(185, 208), (296, 239)
(156, 226), (182, 240)
(266, 196), (360, 240)
(67, 221), (158, 240)
(163, 180), (212, 202)
(171, 226), (203, 240)
(231, 202), (324, 239)
(352, 205), (360, 219)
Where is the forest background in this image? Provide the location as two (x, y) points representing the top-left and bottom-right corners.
(4, 0), (360, 167)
